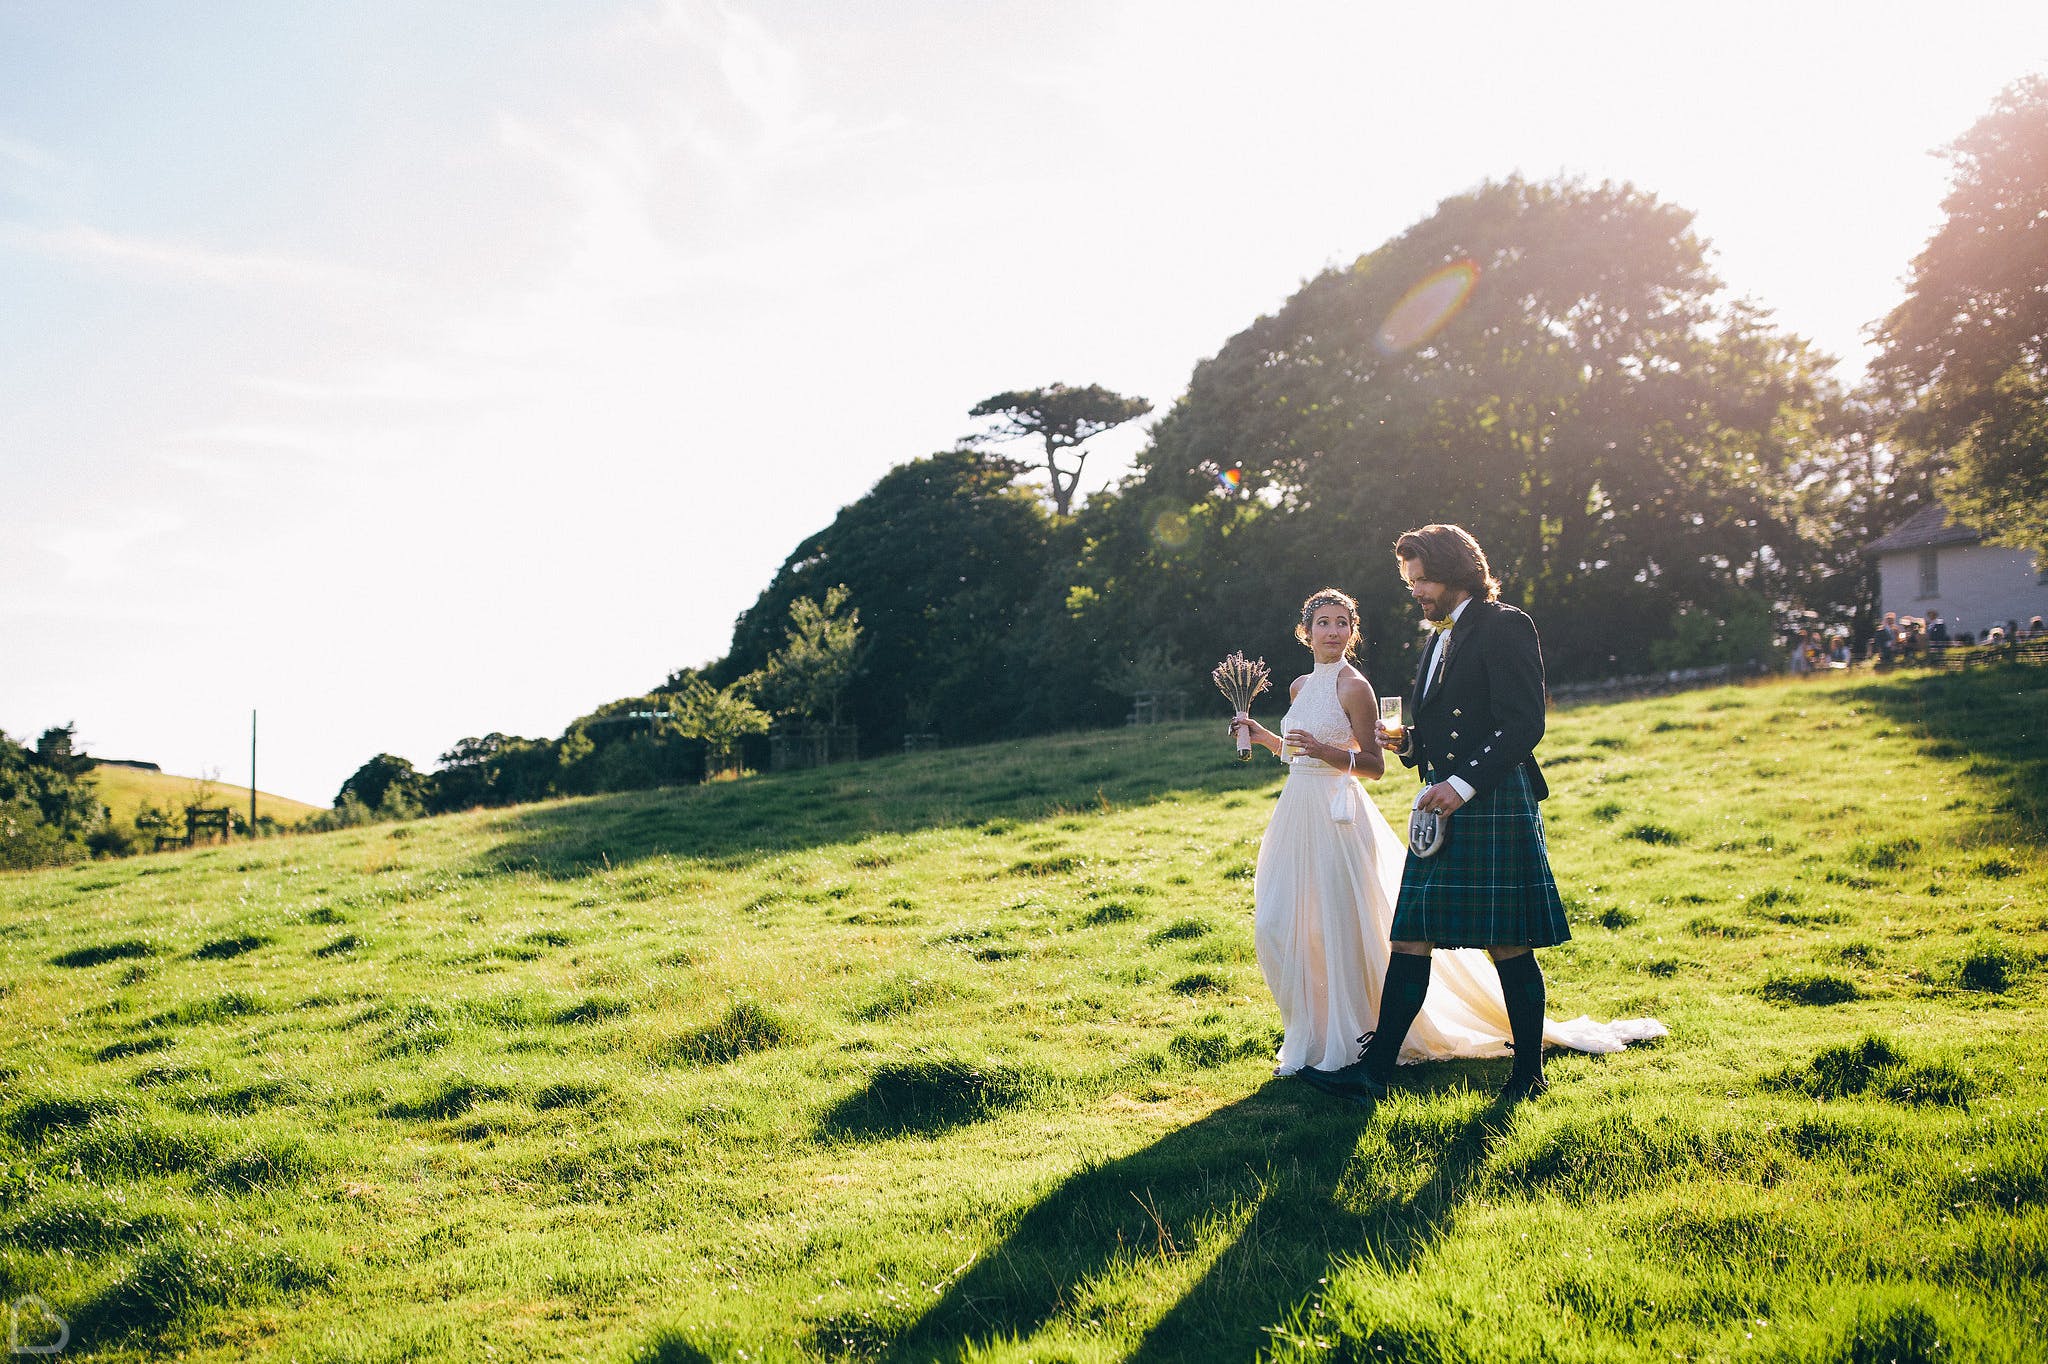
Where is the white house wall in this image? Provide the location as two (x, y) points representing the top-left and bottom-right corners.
(1878, 543), (2048, 633)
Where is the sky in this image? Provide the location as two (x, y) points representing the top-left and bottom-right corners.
(5, 0), (2047, 805)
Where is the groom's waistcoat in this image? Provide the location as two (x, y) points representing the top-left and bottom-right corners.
(1401, 598), (1550, 801)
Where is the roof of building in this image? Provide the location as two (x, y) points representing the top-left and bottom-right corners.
(1867, 501), (1983, 555)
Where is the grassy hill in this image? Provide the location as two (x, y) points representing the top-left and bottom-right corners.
(84, 763), (326, 829)
(1, 666), (2043, 1362)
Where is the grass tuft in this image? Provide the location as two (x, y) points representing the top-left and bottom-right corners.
(50, 939), (155, 968)
(1080, 901), (1138, 926)
(1766, 1034), (1902, 1099)
(1170, 971), (1228, 996)
(820, 1057), (1043, 1137)
(1955, 938), (2028, 993)
(1852, 836), (1922, 870)
(553, 996), (632, 1025)
(383, 1079), (515, 1122)
(200, 1134), (324, 1191)
(1148, 917), (1212, 944)
(313, 932), (366, 958)
(79, 1234), (335, 1344)
(191, 933), (270, 960)
(3, 1093), (119, 1144)
(1760, 971), (1863, 1006)
(849, 975), (952, 1023)
(662, 1001), (797, 1066)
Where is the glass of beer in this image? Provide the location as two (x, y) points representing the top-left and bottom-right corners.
(1379, 695), (1406, 745)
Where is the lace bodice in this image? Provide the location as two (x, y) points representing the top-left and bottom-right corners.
(1280, 659), (1354, 767)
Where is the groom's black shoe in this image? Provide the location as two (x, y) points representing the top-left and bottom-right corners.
(1299, 1063), (1386, 1104)
(1496, 1068), (1549, 1104)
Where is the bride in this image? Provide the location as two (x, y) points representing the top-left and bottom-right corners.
(1230, 587), (1664, 1079)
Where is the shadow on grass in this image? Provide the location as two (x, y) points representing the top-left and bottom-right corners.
(1851, 664), (2048, 840)
(863, 1069), (1510, 1363)
(468, 725), (1277, 881)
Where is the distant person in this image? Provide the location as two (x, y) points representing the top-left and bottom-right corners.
(1928, 612), (1950, 649)
(2030, 616), (2045, 639)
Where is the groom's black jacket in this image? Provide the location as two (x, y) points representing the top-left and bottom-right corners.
(1399, 597), (1550, 801)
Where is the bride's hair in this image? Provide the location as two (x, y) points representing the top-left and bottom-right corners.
(1295, 587), (1361, 655)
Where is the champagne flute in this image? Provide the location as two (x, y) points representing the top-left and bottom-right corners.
(1379, 694), (1406, 746)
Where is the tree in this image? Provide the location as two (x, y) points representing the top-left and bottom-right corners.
(673, 678), (771, 777)
(335, 753), (429, 817)
(1122, 176), (1849, 680)
(742, 585), (863, 730)
(428, 732), (560, 812)
(1872, 75), (2048, 553)
(969, 383), (1152, 516)
(0, 727), (103, 868)
(719, 451), (1058, 747)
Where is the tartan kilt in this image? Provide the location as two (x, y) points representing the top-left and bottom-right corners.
(1391, 764), (1571, 948)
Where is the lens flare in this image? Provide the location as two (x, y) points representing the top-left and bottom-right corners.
(1216, 466), (1243, 493)
(1375, 259), (1480, 354)
(1151, 509), (1191, 550)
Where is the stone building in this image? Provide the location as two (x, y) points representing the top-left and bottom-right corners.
(1868, 501), (2047, 636)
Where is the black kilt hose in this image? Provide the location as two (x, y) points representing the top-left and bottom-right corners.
(1389, 598), (1572, 949)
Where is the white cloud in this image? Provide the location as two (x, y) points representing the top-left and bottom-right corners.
(0, 221), (381, 295)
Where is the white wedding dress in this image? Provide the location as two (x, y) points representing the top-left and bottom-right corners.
(1253, 658), (1667, 1074)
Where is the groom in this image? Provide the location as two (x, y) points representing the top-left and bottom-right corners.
(1313, 523), (1570, 1104)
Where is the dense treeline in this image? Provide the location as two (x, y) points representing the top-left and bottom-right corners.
(707, 177), (1932, 754)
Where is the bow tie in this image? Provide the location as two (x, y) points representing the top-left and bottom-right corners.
(1426, 618), (1455, 634)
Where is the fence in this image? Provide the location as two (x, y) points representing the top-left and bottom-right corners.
(1126, 690), (1189, 726)
(768, 725), (859, 772)
(1548, 664), (1736, 704)
(1923, 637), (2048, 671)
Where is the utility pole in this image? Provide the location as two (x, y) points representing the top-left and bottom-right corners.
(249, 710), (258, 836)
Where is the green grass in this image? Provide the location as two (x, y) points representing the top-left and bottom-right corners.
(2, 665), (2045, 1361)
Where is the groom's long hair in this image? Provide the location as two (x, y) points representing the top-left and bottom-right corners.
(1394, 524), (1501, 602)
